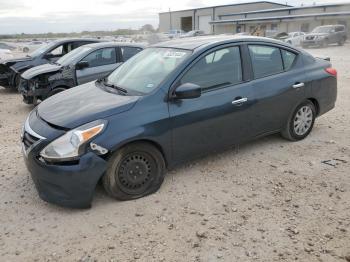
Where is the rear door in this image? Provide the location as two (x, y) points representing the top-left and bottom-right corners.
(247, 44), (307, 136)
(76, 47), (121, 85)
(169, 44), (255, 163)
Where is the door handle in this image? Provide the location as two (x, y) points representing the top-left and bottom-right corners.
(292, 82), (305, 89)
(232, 97), (248, 105)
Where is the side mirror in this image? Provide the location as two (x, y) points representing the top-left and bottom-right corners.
(44, 53), (55, 59)
(174, 83), (201, 99)
(76, 61), (89, 70)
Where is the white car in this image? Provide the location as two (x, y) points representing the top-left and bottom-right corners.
(285, 32), (306, 46)
(0, 49), (13, 60)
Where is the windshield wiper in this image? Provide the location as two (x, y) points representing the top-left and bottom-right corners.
(99, 78), (128, 94)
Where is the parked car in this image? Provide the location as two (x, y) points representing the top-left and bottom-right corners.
(180, 30), (206, 38)
(0, 49), (14, 61)
(301, 25), (347, 48)
(166, 29), (185, 39)
(19, 42), (144, 104)
(284, 32), (306, 46)
(0, 42), (17, 51)
(22, 36), (337, 208)
(0, 39), (100, 90)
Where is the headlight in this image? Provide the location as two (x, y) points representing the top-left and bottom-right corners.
(40, 120), (107, 162)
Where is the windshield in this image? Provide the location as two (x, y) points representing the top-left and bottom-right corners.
(56, 46), (91, 66)
(28, 41), (56, 57)
(106, 48), (191, 94)
(312, 26), (333, 33)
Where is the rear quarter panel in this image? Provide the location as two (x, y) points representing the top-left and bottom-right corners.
(304, 57), (337, 115)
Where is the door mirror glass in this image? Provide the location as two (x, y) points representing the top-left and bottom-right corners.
(76, 61), (89, 70)
(174, 83), (201, 99)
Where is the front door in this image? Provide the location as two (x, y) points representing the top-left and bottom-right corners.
(169, 45), (255, 163)
(76, 47), (121, 85)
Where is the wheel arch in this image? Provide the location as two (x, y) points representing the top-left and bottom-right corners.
(306, 98), (320, 116)
(108, 139), (169, 168)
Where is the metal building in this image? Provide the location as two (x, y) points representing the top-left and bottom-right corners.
(159, 1), (350, 35)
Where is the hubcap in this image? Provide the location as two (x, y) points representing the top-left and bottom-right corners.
(293, 106), (313, 136)
(117, 153), (155, 194)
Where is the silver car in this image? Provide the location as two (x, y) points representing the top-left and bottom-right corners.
(19, 42), (144, 104)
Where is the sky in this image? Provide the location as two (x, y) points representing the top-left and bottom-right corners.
(0, 0), (348, 34)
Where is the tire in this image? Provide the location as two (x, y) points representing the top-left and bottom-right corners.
(281, 100), (316, 141)
(23, 47), (29, 53)
(48, 87), (66, 97)
(103, 142), (166, 201)
(338, 37), (346, 46)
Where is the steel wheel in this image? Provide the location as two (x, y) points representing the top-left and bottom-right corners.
(103, 142), (166, 201)
(293, 106), (313, 136)
(117, 152), (156, 195)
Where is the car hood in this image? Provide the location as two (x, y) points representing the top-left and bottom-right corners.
(22, 63), (62, 80)
(0, 56), (33, 66)
(38, 82), (140, 129)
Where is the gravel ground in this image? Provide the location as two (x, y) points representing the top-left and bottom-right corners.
(0, 44), (349, 262)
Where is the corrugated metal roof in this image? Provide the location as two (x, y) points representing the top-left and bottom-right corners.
(159, 1), (291, 14)
(219, 2), (350, 18)
(211, 11), (350, 24)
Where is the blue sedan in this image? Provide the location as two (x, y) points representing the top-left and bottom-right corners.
(21, 36), (337, 208)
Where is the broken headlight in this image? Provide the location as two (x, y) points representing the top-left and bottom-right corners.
(40, 120), (107, 162)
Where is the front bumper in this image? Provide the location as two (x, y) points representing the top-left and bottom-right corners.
(24, 151), (107, 208)
(18, 78), (50, 104)
(22, 112), (108, 208)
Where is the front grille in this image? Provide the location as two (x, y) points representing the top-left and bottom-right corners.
(23, 131), (40, 150)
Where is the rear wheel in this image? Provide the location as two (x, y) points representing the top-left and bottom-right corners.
(103, 142), (166, 201)
(23, 47), (29, 53)
(338, 37), (346, 46)
(281, 100), (316, 141)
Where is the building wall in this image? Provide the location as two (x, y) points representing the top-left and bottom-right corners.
(158, 2), (288, 33)
(159, 3), (350, 35)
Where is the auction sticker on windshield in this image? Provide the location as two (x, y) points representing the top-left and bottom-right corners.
(163, 51), (188, 58)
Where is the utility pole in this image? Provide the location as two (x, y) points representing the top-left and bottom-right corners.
(169, 8), (173, 31)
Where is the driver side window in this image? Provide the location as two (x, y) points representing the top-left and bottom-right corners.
(180, 46), (242, 92)
(82, 48), (117, 68)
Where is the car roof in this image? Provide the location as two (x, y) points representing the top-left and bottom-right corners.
(152, 35), (297, 51)
(83, 42), (145, 49)
(52, 38), (102, 44)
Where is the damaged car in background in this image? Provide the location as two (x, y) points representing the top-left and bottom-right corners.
(301, 25), (347, 48)
(0, 38), (100, 90)
(19, 42), (144, 104)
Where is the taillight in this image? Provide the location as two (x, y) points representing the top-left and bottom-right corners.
(325, 68), (337, 77)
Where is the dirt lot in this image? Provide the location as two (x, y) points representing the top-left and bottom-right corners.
(0, 44), (349, 262)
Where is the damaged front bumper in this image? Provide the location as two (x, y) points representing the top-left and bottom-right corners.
(18, 77), (50, 104)
(0, 64), (16, 88)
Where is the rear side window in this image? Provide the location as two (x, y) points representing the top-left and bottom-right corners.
(248, 45), (283, 79)
(181, 46), (242, 91)
(121, 47), (142, 61)
(335, 26), (344, 32)
(83, 48), (117, 67)
(281, 50), (297, 70)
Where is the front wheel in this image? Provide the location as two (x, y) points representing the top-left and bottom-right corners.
(338, 37), (346, 46)
(103, 142), (166, 201)
(281, 100), (316, 141)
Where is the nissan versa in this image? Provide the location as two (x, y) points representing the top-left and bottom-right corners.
(21, 36), (337, 208)
(0, 38), (99, 90)
(19, 42), (143, 104)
